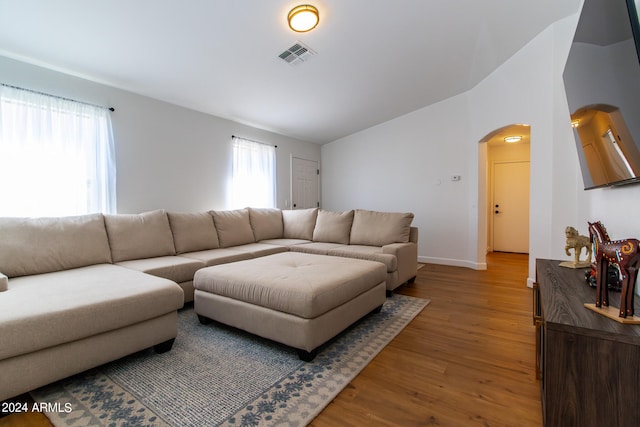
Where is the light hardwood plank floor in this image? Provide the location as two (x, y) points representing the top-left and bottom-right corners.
(310, 252), (541, 427)
(0, 252), (541, 427)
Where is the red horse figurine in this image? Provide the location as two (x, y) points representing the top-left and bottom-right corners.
(588, 221), (640, 318)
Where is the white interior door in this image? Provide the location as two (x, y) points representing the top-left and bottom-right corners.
(492, 161), (530, 253)
(291, 157), (319, 209)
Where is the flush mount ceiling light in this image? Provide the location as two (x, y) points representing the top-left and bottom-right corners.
(288, 5), (319, 32)
(504, 136), (522, 143)
(571, 119), (580, 128)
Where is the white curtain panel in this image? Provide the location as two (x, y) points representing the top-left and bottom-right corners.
(229, 137), (276, 209)
(0, 85), (116, 217)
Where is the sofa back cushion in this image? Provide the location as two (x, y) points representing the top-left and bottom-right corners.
(282, 208), (318, 240)
(105, 210), (176, 262)
(0, 213), (112, 277)
(248, 208), (283, 241)
(350, 209), (414, 246)
(312, 210), (354, 244)
(168, 212), (220, 254)
(211, 208), (256, 247)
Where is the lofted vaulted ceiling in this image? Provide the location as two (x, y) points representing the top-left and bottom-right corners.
(0, 1), (580, 144)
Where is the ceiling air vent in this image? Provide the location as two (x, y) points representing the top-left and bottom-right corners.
(278, 41), (316, 66)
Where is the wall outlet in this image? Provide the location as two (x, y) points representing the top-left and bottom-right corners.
(451, 175), (462, 181)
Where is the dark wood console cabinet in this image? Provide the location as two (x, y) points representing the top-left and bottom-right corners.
(535, 259), (640, 427)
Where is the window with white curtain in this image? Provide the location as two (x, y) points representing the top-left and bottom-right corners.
(0, 85), (116, 217)
(229, 136), (276, 209)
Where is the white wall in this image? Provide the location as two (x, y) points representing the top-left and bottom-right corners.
(321, 10), (595, 284)
(470, 14), (583, 284)
(321, 93), (479, 269)
(0, 55), (320, 213)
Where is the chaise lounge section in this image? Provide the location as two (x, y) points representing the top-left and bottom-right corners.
(0, 214), (184, 402)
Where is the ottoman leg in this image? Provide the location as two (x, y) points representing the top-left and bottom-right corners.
(298, 348), (319, 362)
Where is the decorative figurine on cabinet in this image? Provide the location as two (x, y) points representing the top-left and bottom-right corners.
(585, 264), (622, 291)
(560, 226), (592, 268)
(585, 221), (640, 323)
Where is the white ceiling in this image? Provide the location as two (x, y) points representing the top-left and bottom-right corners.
(0, 1), (580, 144)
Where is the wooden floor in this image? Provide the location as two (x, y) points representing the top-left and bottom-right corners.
(1, 252), (541, 427)
(311, 252), (541, 426)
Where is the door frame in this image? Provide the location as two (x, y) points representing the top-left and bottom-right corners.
(477, 124), (531, 269)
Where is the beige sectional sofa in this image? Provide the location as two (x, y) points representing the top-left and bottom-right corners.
(0, 207), (417, 401)
(0, 213), (185, 402)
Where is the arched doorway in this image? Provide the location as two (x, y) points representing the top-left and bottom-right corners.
(477, 124), (531, 267)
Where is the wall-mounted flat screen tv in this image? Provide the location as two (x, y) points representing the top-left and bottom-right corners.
(564, 0), (640, 189)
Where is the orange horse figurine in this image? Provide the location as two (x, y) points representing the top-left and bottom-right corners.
(588, 221), (640, 318)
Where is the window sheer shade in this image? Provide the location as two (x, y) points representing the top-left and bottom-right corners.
(229, 137), (276, 209)
(0, 85), (116, 217)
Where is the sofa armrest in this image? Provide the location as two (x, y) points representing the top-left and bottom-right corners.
(0, 272), (8, 292)
(383, 242), (417, 285)
(409, 227), (419, 244)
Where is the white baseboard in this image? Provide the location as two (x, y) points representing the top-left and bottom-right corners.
(418, 256), (533, 287)
(418, 256), (487, 271)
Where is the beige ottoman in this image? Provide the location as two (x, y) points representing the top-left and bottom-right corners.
(193, 252), (387, 361)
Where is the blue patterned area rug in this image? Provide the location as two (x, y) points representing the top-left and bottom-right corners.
(31, 294), (429, 427)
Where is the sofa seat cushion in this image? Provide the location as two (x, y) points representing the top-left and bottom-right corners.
(0, 264), (184, 361)
(290, 242), (347, 255)
(227, 243), (288, 258)
(327, 245), (398, 272)
(116, 256), (205, 284)
(194, 252), (386, 319)
(259, 238), (311, 247)
(180, 248), (255, 267)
